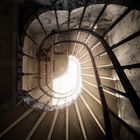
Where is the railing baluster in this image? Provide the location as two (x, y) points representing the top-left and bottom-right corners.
(94, 31), (140, 58)
(79, 5), (87, 28)
(102, 8), (131, 37)
(83, 79), (127, 98)
(68, 9), (71, 29)
(24, 33), (39, 46)
(101, 85), (128, 98)
(109, 110), (140, 139)
(37, 16), (47, 35)
(97, 63), (140, 70)
(122, 63), (140, 69)
(90, 0), (110, 31)
(111, 31), (140, 50)
(18, 51), (35, 59)
(54, 8), (60, 31)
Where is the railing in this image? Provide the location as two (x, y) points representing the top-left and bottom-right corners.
(15, 2), (140, 140)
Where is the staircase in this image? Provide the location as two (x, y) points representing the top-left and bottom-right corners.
(0, 2), (140, 140)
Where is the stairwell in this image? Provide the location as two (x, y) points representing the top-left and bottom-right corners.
(0, 1), (140, 140)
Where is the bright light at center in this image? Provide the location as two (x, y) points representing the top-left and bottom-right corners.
(52, 55), (82, 107)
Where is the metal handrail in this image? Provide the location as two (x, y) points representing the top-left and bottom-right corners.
(38, 28), (140, 119)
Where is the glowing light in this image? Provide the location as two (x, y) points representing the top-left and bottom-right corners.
(52, 55), (82, 107)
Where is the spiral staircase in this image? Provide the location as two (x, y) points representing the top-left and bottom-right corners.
(0, 1), (140, 140)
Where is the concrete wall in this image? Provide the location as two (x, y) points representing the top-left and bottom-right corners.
(108, 9), (140, 139)
(0, 1), (18, 108)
